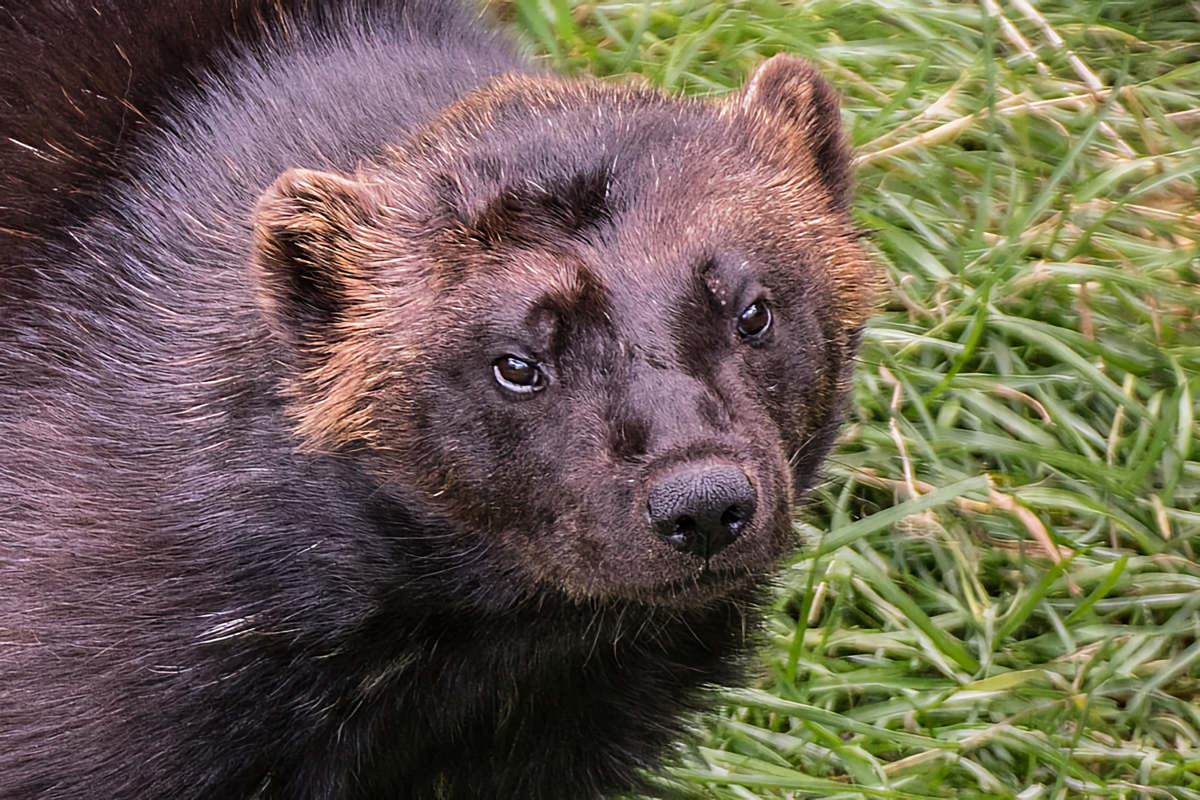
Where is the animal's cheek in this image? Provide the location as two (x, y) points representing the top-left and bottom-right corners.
(732, 317), (833, 442)
(371, 380), (585, 525)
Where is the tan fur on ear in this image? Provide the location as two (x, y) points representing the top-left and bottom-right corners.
(251, 168), (392, 451)
(725, 54), (853, 210)
(252, 168), (383, 342)
(737, 54), (832, 116)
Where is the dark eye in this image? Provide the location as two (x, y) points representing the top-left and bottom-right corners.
(737, 300), (771, 339)
(493, 355), (546, 395)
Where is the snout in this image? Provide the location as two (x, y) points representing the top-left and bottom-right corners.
(647, 462), (757, 562)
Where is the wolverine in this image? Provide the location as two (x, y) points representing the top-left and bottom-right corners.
(0, 0), (876, 797)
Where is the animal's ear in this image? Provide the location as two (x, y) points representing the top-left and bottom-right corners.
(729, 54), (852, 210)
(251, 168), (382, 362)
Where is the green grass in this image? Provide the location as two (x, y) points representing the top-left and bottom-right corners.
(510, 1), (1200, 797)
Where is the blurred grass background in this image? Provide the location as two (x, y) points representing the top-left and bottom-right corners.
(510, 1), (1200, 797)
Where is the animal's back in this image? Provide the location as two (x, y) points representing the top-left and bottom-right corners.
(0, 0), (518, 273)
(1, 3), (525, 797)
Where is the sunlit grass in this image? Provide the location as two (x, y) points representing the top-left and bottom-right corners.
(513, 1), (1200, 796)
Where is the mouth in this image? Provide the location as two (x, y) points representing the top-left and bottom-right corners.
(617, 565), (768, 608)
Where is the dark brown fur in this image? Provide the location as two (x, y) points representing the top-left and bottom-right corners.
(0, 0), (876, 797)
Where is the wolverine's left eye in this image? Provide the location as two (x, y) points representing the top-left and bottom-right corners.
(736, 300), (771, 339)
(493, 356), (546, 395)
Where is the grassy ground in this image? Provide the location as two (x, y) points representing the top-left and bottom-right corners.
(511, 1), (1200, 797)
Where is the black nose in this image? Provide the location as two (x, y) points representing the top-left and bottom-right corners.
(648, 464), (757, 561)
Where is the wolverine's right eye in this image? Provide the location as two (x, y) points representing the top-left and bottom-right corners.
(737, 299), (772, 339)
(493, 356), (546, 395)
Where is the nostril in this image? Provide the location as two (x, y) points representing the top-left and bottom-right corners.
(648, 463), (757, 561)
(664, 515), (696, 551)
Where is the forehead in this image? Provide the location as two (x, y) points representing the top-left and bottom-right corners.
(437, 91), (747, 226)
(450, 150), (762, 284)
(449, 172), (760, 325)
(419, 91), (814, 321)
